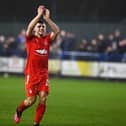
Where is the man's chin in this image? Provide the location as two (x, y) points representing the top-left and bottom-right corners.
(39, 33), (43, 36)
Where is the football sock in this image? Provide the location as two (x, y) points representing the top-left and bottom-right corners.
(34, 103), (46, 124)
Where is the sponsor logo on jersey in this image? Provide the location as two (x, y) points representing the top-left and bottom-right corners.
(36, 49), (47, 55)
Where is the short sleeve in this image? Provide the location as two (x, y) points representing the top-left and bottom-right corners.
(25, 34), (33, 42)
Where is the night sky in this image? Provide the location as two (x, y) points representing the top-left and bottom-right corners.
(0, 0), (126, 22)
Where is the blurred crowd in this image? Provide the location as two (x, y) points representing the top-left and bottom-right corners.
(78, 29), (126, 61)
(78, 29), (126, 54)
(0, 28), (126, 61)
(0, 29), (77, 58)
(0, 29), (26, 57)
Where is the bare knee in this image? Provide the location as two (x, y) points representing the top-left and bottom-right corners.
(39, 92), (48, 104)
(40, 96), (47, 104)
(24, 96), (36, 106)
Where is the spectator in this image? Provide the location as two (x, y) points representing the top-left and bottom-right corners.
(1, 27), (126, 62)
(118, 39), (126, 53)
(16, 29), (26, 57)
(88, 39), (98, 52)
(0, 35), (5, 56)
(78, 39), (88, 52)
(5, 36), (17, 56)
(113, 29), (122, 53)
(105, 33), (114, 54)
(97, 33), (106, 53)
(60, 31), (76, 51)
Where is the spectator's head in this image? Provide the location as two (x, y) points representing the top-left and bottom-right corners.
(6, 36), (15, 44)
(66, 32), (75, 38)
(97, 33), (104, 41)
(91, 39), (97, 45)
(0, 35), (5, 43)
(108, 33), (114, 41)
(17, 29), (26, 44)
(60, 30), (66, 37)
(114, 29), (121, 38)
(20, 29), (26, 36)
(81, 39), (88, 45)
(78, 39), (88, 51)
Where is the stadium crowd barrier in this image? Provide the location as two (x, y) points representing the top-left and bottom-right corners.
(0, 51), (126, 79)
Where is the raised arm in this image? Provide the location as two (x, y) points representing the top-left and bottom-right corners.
(26, 5), (45, 38)
(43, 9), (60, 41)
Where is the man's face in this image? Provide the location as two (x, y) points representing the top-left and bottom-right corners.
(34, 22), (46, 36)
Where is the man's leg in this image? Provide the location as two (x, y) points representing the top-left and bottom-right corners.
(14, 96), (36, 124)
(14, 97), (36, 124)
(33, 91), (48, 126)
(14, 83), (38, 124)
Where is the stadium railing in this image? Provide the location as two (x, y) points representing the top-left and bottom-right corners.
(60, 51), (124, 62)
(0, 51), (126, 80)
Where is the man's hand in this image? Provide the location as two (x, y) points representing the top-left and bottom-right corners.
(37, 5), (45, 17)
(43, 9), (50, 20)
(26, 5), (45, 38)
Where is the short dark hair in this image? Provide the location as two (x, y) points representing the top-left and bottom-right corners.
(37, 20), (45, 24)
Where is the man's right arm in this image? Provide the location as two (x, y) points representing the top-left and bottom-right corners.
(26, 5), (45, 38)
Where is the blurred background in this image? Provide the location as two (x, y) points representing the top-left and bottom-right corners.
(1, 1), (126, 126)
(0, 0), (126, 79)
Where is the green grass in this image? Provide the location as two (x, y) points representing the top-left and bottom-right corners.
(0, 76), (126, 126)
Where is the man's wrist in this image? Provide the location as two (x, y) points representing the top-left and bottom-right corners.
(37, 14), (43, 18)
(44, 17), (50, 21)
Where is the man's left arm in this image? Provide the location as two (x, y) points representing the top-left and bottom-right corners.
(44, 9), (60, 41)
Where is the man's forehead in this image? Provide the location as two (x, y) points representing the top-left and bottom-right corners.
(36, 23), (46, 26)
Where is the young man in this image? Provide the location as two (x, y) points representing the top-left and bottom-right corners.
(14, 5), (59, 126)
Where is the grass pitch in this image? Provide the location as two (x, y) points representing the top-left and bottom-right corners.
(0, 76), (126, 126)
